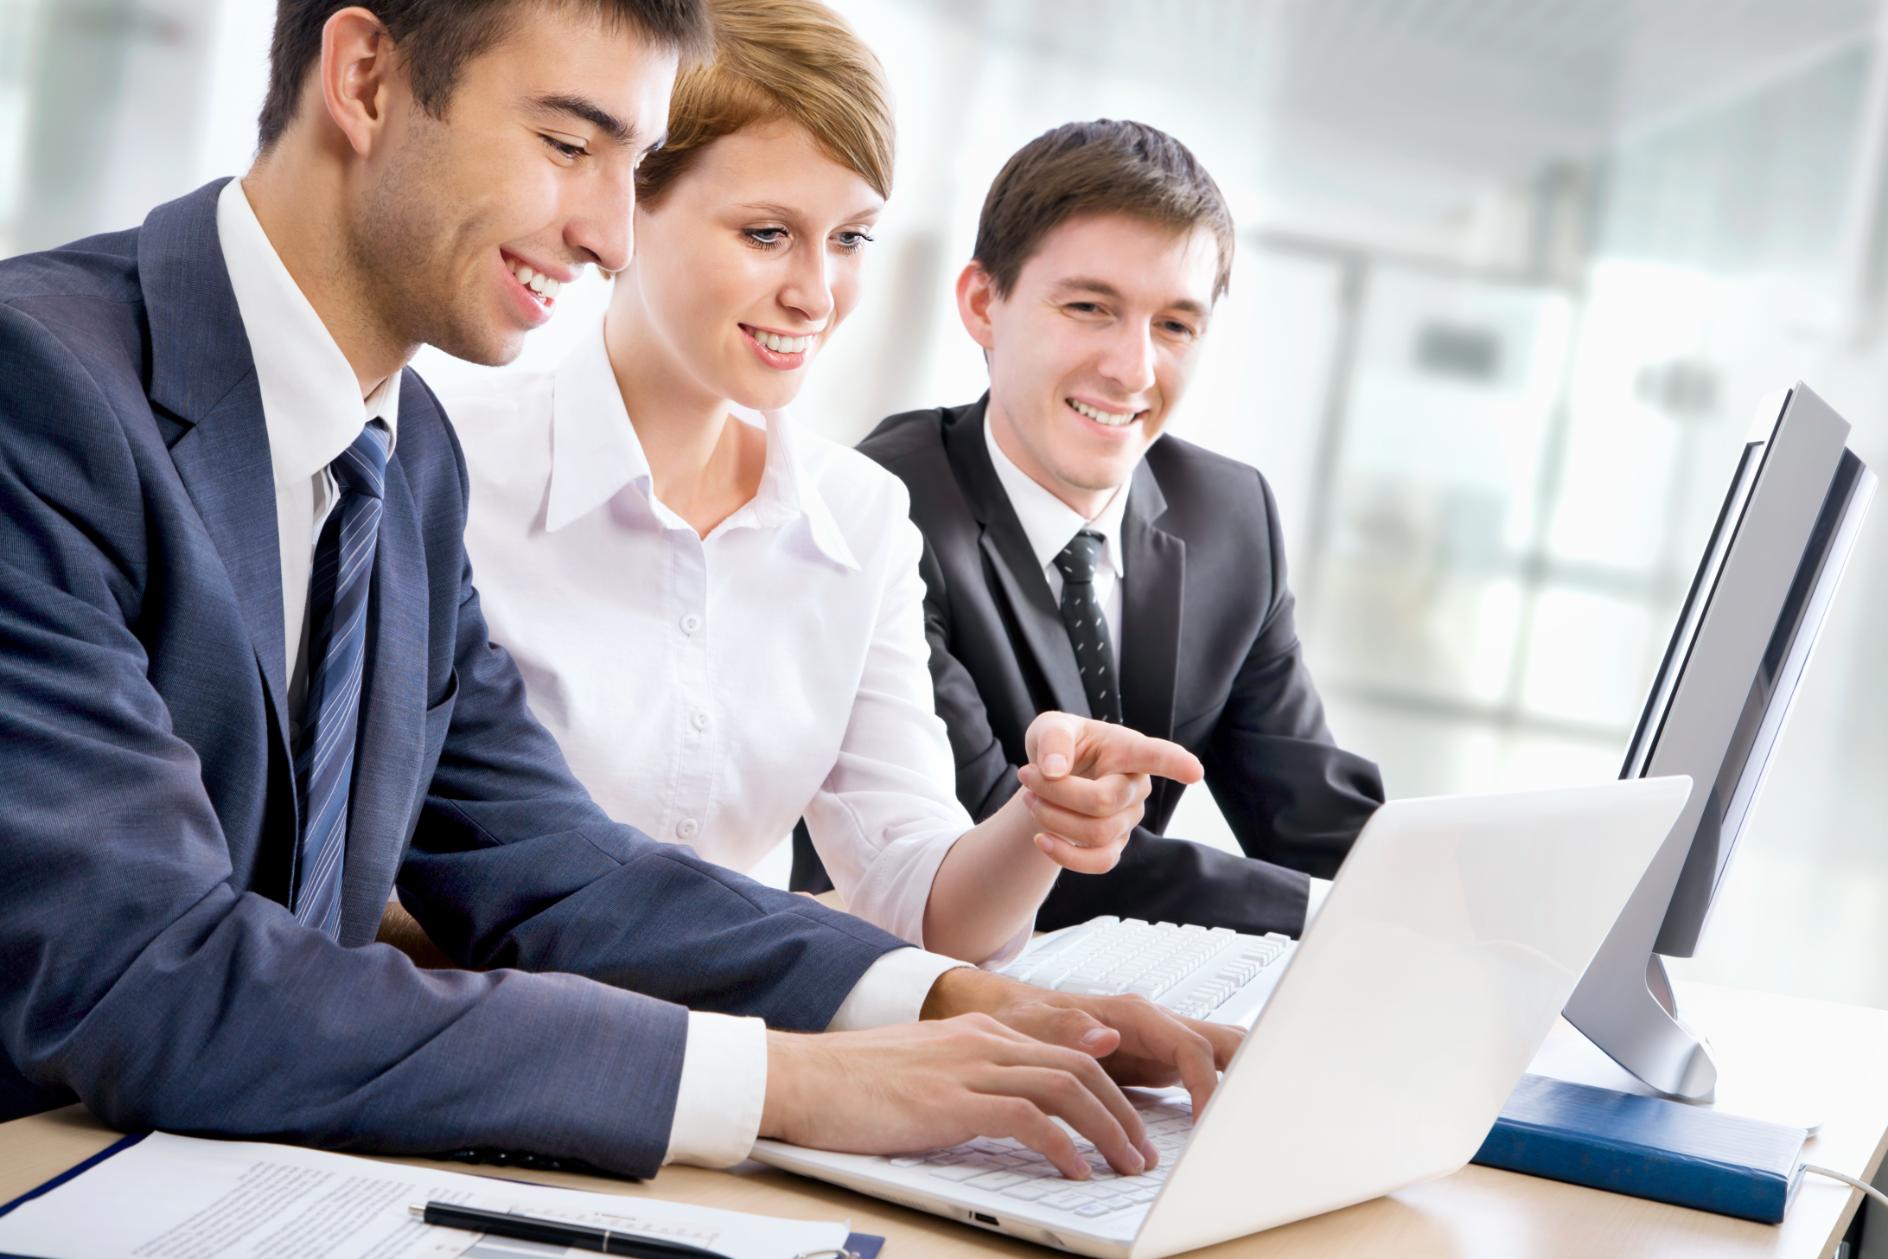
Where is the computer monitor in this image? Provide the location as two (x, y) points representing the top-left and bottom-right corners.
(1563, 382), (1875, 1100)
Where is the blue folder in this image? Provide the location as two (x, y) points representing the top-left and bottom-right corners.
(1471, 1073), (1809, 1223)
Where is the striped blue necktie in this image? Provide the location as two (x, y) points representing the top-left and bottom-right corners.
(292, 419), (390, 938)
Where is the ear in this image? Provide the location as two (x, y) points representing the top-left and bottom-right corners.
(955, 260), (1000, 353)
(318, 6), (399, 158)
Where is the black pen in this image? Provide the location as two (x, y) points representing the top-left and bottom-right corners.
(409, 1202), (734, 1259)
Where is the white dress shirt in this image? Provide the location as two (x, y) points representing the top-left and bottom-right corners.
(984, 418), (1130, 667)
(980, 414), (1332, 920)
(215, 179), (401, 715)
(215, 181), (966, 1169)
(447, 324), (1015, 956)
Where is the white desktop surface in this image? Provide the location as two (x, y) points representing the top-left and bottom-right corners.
(2, 982), (1884, 1258)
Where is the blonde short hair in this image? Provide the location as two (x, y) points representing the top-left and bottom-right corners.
(635, 0), (894, 206)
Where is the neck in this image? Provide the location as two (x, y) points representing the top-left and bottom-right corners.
(242, 145), (409, 399)
(988, 396), (1117, 520)
(603, 298), (753, 520)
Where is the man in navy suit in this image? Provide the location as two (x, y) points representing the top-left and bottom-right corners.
(0, 1), (1235, 1181)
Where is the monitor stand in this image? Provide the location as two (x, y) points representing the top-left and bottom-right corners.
(1562, 806), (1720, 1102)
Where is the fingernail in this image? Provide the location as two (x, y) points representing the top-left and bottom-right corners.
(1127, 1149), (1146, 1173)
(1044, 754), (1069, 776)
(1081, 1028), (1112, 1048)
(1032, 834), (1055, 855)
(1140, 1139), (1159, 1167)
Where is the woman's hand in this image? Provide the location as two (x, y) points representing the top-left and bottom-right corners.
(1018, 712), (1204, 873)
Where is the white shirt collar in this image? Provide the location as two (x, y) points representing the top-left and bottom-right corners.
(983, 407), (1129, 580)
(545, 322), (856, 570)
(216, 179), (401, 483)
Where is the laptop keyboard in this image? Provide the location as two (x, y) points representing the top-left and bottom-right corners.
(999, 916), (1292, 1021)
(890, 1100), (1192, 1219)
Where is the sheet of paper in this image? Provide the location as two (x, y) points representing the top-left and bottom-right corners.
(0, 1132), (850, 1259)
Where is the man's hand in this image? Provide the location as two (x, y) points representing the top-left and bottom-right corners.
(920, 967), (1242, 1117)
(1019, 712), (1204, 874)
(760, 1018), (1158, 1180)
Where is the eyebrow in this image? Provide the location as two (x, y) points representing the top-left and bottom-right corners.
(737, 201), (884, 222)
(528, 94), (650, 149)
(1052, 276), (1209, 319)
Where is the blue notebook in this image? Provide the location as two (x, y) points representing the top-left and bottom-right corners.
(1471, 1073), (1809, 1223)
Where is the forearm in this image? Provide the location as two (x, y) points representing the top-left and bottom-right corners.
(921, 793), (1060, 963)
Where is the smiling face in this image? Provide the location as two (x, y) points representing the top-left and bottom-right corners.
(608, 117), (884, 414)
(346, 8), (678, 367)
(961, 212), (1221, 517)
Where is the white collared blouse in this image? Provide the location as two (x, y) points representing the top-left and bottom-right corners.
(445, 324), (982, 951)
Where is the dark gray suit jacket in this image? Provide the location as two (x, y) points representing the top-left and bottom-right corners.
(793, 397), (1384, 935)
(0, 180), (904, 1176)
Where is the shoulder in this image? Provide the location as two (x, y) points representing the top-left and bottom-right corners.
(1144, 432), (1280, 535)
(857, 404), (954, 476)
(798, 421), (914, 533)
(0, 232), (153, 477)
(425, 360), (559, 512)
(0, 229), (149, 402)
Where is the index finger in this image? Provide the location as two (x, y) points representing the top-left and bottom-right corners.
(1085, 728), (1204, 785)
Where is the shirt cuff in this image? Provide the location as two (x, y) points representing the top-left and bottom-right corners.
(663, 1011), (767, 1167)
(1304, 876), (1334, 931)
(829, 946), (971, 1030)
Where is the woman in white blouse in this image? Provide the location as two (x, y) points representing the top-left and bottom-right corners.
(446, 0), (1201, 964)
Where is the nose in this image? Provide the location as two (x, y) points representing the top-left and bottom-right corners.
(564, 162), (634, 276)
(778, 242), (835, 326)
(1096, 321), (1157, 398)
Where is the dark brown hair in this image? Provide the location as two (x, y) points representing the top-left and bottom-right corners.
(973, 119), (1235, 303)
(635, 0), (892, 208)
(256, 0), (715, 150)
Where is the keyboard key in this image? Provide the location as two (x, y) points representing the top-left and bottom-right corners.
(963, 1171), (1029, 1191)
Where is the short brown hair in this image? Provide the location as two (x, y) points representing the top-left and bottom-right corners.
(974, 119), (1235, 303)
(257, 0), (715, 150)
(635, 0), (894, 208)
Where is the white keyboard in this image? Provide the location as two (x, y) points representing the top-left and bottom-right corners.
(894, 1097), (1191, 1220)
(1000, 916), (1295, 1024)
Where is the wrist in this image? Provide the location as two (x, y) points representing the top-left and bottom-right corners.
(920, 964), (1020, 1022)
(759, 1029), (824, 1143)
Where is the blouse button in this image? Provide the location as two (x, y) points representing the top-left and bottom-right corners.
(680, 613), (702, 636)
(675, 818), (700, 840)
(690, 709), (710, 732)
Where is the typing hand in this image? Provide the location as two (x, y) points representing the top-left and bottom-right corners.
(921, 968), (1244, 1118)
(1018, 711), (1204, 874)
(760, 1017), (1158, 1180)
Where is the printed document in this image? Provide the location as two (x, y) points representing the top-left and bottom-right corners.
(0, 1132), (850, 1259)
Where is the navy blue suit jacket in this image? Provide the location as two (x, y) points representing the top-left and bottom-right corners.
(0, 180), (904, 1175)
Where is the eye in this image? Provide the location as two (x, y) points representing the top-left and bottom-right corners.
(1065, 301), (1106, 317)
(833, 230), (876, 254)
(541, 134), (587, 160)
(743, 227), (789, 250)
(1160, 319), (1200, 340)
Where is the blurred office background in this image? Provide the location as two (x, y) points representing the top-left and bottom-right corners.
(3, 1), (1884, 1010)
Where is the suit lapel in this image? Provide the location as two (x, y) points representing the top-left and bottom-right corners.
(946, 399), (1091, 717)
(141, 180), (296, 794)
(339, 433), (427, 943)
(1119, 458), (1185, 740)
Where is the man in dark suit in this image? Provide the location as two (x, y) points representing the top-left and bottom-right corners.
(0, 5), (1236, 1183)
(796, 121), (1385, 937)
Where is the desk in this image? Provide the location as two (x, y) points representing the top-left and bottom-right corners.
(3, 983), (1885, 1258)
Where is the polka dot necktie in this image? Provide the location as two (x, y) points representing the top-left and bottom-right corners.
(1053, 529), (1122, 723)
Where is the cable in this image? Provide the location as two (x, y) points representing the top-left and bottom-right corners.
(1803, 1163), (1888, 1213)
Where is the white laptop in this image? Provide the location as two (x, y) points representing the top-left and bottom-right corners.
(753, 777), (1692, 1258)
